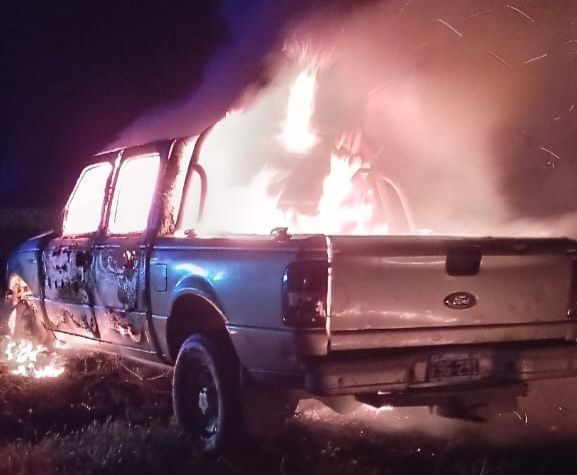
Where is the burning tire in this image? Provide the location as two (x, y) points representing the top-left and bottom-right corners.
(172, 334), (245, 454)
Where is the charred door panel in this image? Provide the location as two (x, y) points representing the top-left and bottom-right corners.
(43, 238), (99, 339)
(92, 242), (153, 349)
(93, 247), (140, 310)
(90, 146), (166, 351)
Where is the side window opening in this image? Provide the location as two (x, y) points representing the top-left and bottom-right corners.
(63, 162), (113, 236)
(177, 167), (204, 234)
(108, 153), (161, 235)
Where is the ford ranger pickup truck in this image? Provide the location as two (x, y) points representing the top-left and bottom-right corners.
(6, 133), (577, 452)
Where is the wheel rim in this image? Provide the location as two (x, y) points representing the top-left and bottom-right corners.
(190, 364), (220, 441)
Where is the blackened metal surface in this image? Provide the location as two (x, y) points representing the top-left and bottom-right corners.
(91, 241), (152, 349)
(42, 238), (99, 338)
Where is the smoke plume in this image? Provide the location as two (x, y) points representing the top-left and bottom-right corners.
(113, 0), (577, 236)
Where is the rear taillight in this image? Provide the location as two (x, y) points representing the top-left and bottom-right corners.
(568, 259), (577, 318)
(282, 261), (328, 328)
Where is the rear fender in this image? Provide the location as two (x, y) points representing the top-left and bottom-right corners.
(173, 275), (225, 317)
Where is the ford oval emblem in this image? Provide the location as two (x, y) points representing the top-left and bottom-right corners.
(444, 291), (477, 310)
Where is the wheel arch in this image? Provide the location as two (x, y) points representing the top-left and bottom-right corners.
(166, 291), (236, 363)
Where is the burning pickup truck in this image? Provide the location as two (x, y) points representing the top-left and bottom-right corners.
(6, 130), (577, 453)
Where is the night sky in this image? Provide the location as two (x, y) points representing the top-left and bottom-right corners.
(1, 1), (225, 207)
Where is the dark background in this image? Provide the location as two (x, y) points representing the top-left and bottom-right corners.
(1, 1), (226, 208)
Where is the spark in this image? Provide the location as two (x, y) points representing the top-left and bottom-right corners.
(464, 10), (492, 22)
(513, 410), (528, 424)
(540, 146), (560, 161)
(506, 4), (535, 23)
(437, 18), (464, 38)
(397, 0), (413, 16)
(488, 50), (511, 68)
(524, 52), (548, 64)
(566, 40), (577, 54)
(569, 104), (575, 112)
(368, 80), (392, 96)
(410, 42), (431, 55)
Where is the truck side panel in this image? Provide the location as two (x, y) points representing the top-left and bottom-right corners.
(149, 235), (328, 374)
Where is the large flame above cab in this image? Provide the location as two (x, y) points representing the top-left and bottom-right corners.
(282, 69), (318, 154)
(181, 63), (401, 237)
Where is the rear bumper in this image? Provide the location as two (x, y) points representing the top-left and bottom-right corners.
(303, 341), (577, 396)
(329, 321), (577, 351)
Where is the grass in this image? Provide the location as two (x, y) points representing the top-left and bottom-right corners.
(0, 420), (204, 475)
(1, 356), (577, 475)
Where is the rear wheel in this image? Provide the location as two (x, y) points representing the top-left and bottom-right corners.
(172, 334), (244, 454)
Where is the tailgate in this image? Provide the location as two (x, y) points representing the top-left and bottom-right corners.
(327, 236), (577, 350)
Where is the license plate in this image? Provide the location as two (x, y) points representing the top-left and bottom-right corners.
(429, 353), (481, 381)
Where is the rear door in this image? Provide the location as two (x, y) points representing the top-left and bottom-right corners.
(43, 158), (114, 339)
(91, 148), (162, 350)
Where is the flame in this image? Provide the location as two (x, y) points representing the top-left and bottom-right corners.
(282, 69), (318, 153)
(2, 337), (65, 378)
(289, 152), (388, 235)
(180, 63), (394, 236)
(189, 144), (388, 235)
(316, 154), (374, 233)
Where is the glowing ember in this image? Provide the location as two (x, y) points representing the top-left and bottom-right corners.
(2, 337), (65, 379)
(282, 69), (318, 153)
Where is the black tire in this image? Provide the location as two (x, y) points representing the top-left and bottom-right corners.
(172, 334), (244, 454)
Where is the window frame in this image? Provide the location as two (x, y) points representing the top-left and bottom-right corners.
(175, 163), (207, 233)
(62, 161), (114, 237)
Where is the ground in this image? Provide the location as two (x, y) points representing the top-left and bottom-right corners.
(3, 323), (577, 475)
(3, 216), (577, 474)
